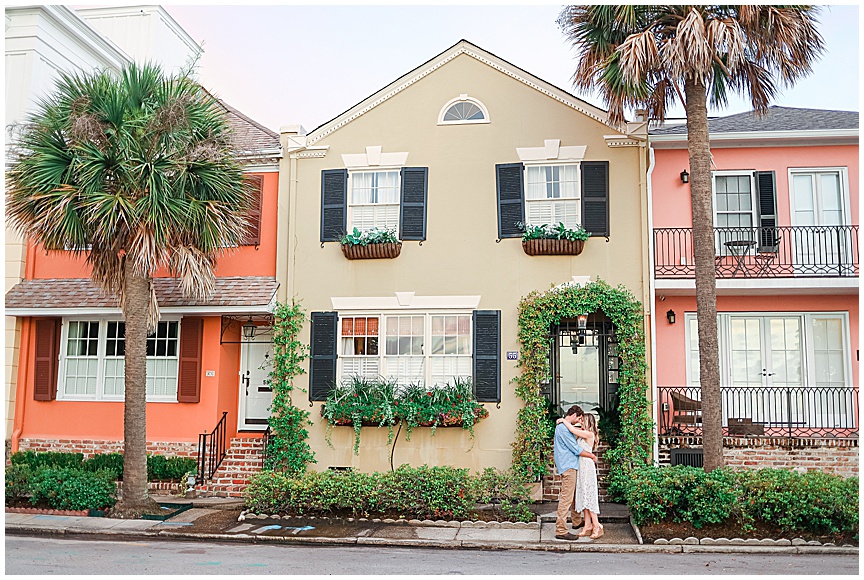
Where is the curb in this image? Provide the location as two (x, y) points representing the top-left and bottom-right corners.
(5, 525), (859, 555)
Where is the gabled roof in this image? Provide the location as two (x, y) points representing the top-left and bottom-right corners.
(306, 39), (626, 145)
(650, 106), (859, 135)
(218, 99), (281, 156)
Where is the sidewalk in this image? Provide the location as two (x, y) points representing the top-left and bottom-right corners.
(4, 497), (857, 555)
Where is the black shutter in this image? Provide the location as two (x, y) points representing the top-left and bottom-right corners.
(581, 161), (609, 237)
(309, 311), (338, 402)
(473, 310), (501, 403)
(495, 163), (524, 238)
(320, 169), (347, 242)
(400, 167), (428, 241)
(755, 170), (779, 251)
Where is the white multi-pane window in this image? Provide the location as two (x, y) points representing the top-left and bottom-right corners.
(686, 313), (850, 389)
(340, 316), (380, 380)
(59, 318), (181, 401)
(790, 169), (847, 226)
(338, 313), (472, 387)
(524, 164), (580, 230)
(713, 173), (756, 251)
(348, 170), (400, 232)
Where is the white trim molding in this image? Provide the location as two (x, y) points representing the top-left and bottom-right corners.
(517, 140), (586, 163)
(331, 293), (482, 311)
(6, 304), (275, 318)
(342, 146), (409, 169)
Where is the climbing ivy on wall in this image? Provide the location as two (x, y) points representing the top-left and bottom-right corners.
(265, 301), (316, 474)
(512, 279), (652, 488)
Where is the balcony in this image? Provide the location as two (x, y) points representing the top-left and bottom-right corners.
(654, 225), (859, 279)
(657, 385), (859, 440)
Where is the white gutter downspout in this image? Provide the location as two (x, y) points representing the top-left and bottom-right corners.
(647, 144), (659, 466)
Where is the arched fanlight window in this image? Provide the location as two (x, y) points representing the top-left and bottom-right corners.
(438, 95), (490, 125)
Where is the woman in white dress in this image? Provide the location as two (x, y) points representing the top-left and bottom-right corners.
(556, 413), (603, 539)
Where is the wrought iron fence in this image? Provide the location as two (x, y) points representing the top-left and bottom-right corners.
(654, 225), (859, 278)
(657, 386), (858, 439)
(197, 411), (229, 482)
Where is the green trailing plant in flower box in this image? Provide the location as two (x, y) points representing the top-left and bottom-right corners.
(340, 226), (399, 246)
(518, 221), (589, 242)
(321, 376), (489, 454)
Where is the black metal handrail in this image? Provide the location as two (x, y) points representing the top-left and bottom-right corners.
(657, 385), (858, 439)
(654, 225), (859, 279)
(197, 411), (229, 482)
(262, 425), (272, 470)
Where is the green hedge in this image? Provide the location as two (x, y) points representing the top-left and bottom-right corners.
(621, 465), (858, 537)
(10, 451), (195, 482)
(245, 465), (533, 522)
(27, 468), (116, 511)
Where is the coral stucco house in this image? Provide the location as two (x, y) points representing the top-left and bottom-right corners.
(5, 102), (282, 495)
(649, 107), (859, 476)
(276, 40), (651, 481)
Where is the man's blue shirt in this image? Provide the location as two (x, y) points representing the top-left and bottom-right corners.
(553, 422), (585, 474)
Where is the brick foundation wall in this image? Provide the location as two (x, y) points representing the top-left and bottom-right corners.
(17, 438), (198, 459)
(542, 440), (611, 502)
(658, 436), (859, 478)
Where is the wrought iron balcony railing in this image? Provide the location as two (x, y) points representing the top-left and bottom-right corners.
(657, 385), (859, 439)
(654, 225), (859, 279)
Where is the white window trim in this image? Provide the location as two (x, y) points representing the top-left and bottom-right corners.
(787, 166), (851, 227)
(337, 310), (474, 388)
(711, 170), (757, 227)
(522, 162), (582, 229)
(437, 94), (490, 125)
(57, 316), (182, 403)
(683, 311), (852, 388)
(346, 168), (402, 236)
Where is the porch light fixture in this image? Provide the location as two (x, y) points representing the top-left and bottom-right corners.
(577, 313), (589, 330)
(680, 170), (690, 184)
(242, 316), (257, 339)
(666, 309), (676, 324)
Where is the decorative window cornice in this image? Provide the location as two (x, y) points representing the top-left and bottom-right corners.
(516, 139), (587, 163)
(342, 146), (409, 169)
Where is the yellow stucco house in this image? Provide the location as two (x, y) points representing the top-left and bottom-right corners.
(276, 40), (650, 473)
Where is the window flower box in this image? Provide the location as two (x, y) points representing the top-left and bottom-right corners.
(341, 242), (402, 260)
(519, 222), (589, 256)
(522, 238), (585, 256)
(340, 227), (401, 260)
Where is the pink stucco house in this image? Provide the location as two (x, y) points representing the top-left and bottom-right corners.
(649, 107), (858, 476)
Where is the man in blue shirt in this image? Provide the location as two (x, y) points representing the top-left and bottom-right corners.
(554, 404), (597, 540)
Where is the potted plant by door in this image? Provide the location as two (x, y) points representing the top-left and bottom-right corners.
(520, 222), (589, 256)
(340, 227), (402, 259)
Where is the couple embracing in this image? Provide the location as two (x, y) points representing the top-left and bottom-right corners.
(553, 404), (603, 541)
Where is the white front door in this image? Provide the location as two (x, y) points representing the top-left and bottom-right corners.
(239, 338), (273, 431)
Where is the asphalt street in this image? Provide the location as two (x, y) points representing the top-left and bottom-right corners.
(5, 536), (859, 575)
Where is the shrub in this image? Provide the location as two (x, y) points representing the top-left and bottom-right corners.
(10, 451), (84, 471)
(340, 226), (399, 246)
(620, 465), (857, 536)
(5, 464), (33, 500)
(83, 453), (124, 479)
(244, 464), (533, 522)
(147, 455), (197, 482)
(519, 221), (589, 242)
(28, 468), (116, 511)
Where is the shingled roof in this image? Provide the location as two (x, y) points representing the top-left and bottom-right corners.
(219, 99), (280, 155)
(650, 106), (859, 135)
(5, 276), (278, 311)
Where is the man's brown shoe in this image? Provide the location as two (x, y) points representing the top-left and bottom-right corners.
(554, 533), (580, 541)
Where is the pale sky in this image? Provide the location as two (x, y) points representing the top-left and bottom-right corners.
(161, 3), (860, 133)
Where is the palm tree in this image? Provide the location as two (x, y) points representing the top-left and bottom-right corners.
(6, 63), (252, 515)
(558, 6), (823, 471)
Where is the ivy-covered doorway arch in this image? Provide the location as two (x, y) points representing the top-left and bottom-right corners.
(512, 279), (652, 490)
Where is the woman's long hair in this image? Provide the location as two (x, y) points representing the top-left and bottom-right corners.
(583, 413), (599, 442)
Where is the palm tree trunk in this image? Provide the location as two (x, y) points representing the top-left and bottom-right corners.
(114, 262), (159, 516)
(684, 77), (724, 472)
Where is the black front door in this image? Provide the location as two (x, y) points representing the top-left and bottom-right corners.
(545, 314), (619, 417)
